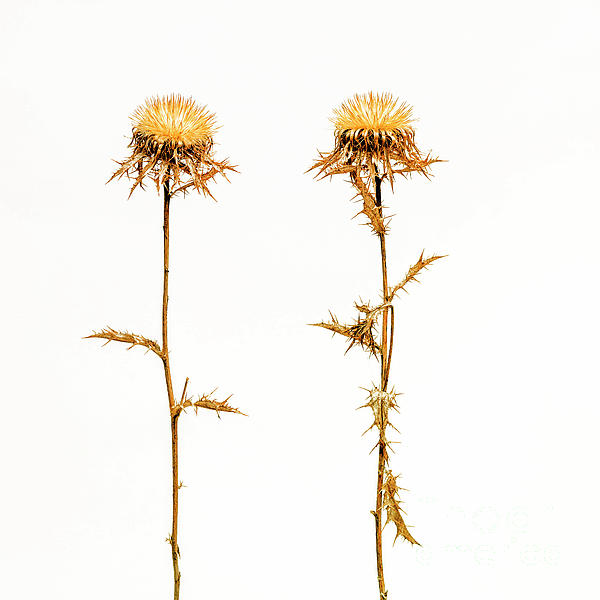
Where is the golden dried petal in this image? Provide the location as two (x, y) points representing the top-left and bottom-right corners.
(332, 92), (414, 134)
(132, 95), (217, 148)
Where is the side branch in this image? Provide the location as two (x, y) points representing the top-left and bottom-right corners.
(84, 327), (162, 358)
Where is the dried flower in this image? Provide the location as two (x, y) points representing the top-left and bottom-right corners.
(109, 94), (235, 198)
(309, 92), (444, 599)
(88, 94), (243, 600)
(310, 92), (439, 185)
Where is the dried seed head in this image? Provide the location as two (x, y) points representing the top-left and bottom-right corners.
(310, 92), (439, 184)
(332, 92), (415, 152)
(109, 94), (235, 198)
(132, 95), (217, 149)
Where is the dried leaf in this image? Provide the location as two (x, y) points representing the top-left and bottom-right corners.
(358, 387), (401, 460)
(391, 153), (444, 180)
(173, 387), (246, 418)
(389, 251), (446, 300)
(383, 471), (420, 545)
(311, 301), (389, 356)
(350, 170), (387, 235)
(84, 327), (162, 358)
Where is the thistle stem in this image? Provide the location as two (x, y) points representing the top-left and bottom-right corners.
(374, 174), (389, 599)
(161, 179), (181, 600)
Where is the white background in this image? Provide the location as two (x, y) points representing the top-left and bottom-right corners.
(1, 0), (599, 598)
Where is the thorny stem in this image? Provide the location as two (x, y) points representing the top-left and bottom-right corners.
(385, 306), (394, 390)
(162, 178), (181, 600)
(375, 174), (389, 599)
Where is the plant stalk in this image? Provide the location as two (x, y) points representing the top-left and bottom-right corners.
(375, 174), (388, 599)
(161, 178), (181, 600)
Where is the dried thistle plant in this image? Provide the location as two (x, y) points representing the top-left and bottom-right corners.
(309, 92), (445, 599)
(86, 94), (243, 600)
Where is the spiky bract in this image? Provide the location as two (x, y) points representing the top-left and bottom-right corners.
(109, 94), (235, 198)
(310, 92), (438, 184)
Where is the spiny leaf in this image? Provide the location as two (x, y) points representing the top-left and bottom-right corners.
(389, 251), (446, 300)
(358, 387), (401, 460)
(316, 164), (357, 176)
(383, 470), (420, 546)
(84, 327), (162, 357)
(311, 301), (388, 356)
(391, 154), (444, 180)
(350, 170), (387, 235)
(172, 387), (246, 418)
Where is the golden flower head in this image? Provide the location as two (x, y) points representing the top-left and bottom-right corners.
(311, 92), (438, 184)
(332, 92), (414, 146)
(132, 95), (217, 148)
(109, 94), (235, 198)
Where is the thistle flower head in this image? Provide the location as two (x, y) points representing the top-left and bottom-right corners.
(109, 94), (235, 198)
(311, 92), (439, 184)
(332, 92), (414, 144)
(132, 95), (217, 148)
